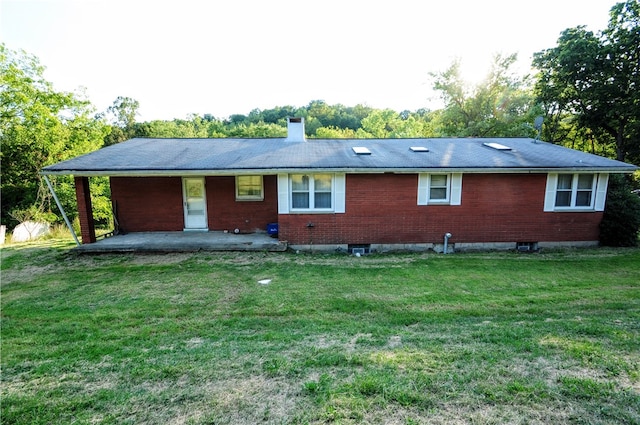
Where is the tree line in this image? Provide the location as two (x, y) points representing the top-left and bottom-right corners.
(1, 0), (639, 236)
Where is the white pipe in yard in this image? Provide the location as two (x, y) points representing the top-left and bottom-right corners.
(43, 175), (81, 246)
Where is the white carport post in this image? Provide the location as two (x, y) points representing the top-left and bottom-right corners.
(42, 174), (80, 246)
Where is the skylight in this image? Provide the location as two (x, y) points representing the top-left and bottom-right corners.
(352, 147), (371, 155)
(483, 142), (512, 151)
(410, 146), (429, 152)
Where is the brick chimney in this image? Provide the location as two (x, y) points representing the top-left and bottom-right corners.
(285, 117), (306, 142)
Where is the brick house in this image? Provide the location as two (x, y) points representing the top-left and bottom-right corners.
(42, 117), (637, 252)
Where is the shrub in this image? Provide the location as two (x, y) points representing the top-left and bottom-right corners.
(9, 205), (57, 226)
(599, 174), (640, 246)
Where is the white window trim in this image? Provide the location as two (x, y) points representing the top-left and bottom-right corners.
(418, 173), (462, 205)
(277, 173), (346, 214)
(235, 175), (264, 201)
(278, 174), (289, 214)
(544, 173), (608, 212)
(291, 174), (333, 211)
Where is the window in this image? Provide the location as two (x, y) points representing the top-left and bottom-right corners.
(418, 173), (462, 205)
(277, 173), (346, 214)
(429, 174), (449, 202)
(236, 175), (263, 200)
(544, 173), (609, 212)
(291, 174), (333, 210)
(555, 174), (595, 208)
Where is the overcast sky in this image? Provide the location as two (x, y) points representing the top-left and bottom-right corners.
(1, 0), (614, 121)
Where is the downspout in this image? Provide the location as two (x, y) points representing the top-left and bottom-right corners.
(43, 175), (80, 246)
(443, 232), (452, 254)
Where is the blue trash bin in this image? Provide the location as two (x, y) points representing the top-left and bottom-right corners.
(266, 223), (278, 236)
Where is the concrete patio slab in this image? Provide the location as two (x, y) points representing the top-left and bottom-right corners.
(74, 231), (287, 253)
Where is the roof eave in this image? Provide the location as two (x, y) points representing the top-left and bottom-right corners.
(41, 165), (638, 177)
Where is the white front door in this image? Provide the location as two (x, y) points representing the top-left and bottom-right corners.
(182, 177), (208, 230)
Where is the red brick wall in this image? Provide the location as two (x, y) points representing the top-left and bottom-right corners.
(74, 176), (96, 244)
(205, 176), (278, 233)
(110, 176), (278, 233)
(110, 173), (603, 244)
(277, 173), (603, 245)
(110, 177), (184, 232)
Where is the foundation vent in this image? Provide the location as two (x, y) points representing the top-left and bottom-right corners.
(516, 242), (539, 252)
(348, 244), (371, 255)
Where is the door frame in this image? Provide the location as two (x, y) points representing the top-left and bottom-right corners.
(182, 177), (209, 231)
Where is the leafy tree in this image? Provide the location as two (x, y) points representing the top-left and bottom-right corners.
(131, 113), (230, 138)
(314, 126), (358, 138)
(134, 120), (185, 138)
(249, 105), (298, 125)
(304, 101), (375, 134)
(227, 101), (375, 136)
(1, 44), (109, 227)
(532, 0), (640, 163)
(356, 109), (431, 138)
(431, 54), (537, 137)
(203, 117), (228, 138)
(304, 100), (337, 134)
(101, 96), (140, 145)
(106, 96), (139, 129)
(225, 121), (285, 138)
(227, 114), (248, 125)
(599, 174), (640, 246)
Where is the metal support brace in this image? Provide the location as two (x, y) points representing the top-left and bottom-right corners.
(43, 175), (80, 246)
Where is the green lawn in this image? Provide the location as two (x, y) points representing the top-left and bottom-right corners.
(2, 240), (639, 424)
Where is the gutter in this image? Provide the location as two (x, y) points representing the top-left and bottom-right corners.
(40, 166), (639, 177)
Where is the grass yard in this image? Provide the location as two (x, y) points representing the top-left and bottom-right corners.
(1, 240), (639, 424)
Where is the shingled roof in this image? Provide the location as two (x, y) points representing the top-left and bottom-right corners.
(42, 137), (637, 176)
